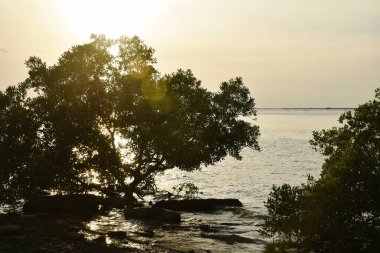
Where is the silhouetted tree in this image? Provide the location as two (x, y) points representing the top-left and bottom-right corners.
(0, 35), (260, 205)
(261, 88), (380, 253)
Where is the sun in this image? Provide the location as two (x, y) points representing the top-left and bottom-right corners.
(56, 0), (165, 38)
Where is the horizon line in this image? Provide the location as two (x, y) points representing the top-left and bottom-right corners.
(256, 107), (355, 110)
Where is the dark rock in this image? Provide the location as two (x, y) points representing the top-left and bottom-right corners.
(154, 198), (243, 212)
(106, 231), (127, 239)
(220, 222), (242, 226)
(135, 229), (155, 238)
(23, 194), (103, 214)
(0, 225), (23, 235)
(103, 196), (127, 209)
(199, 224), (219, 233)
(92, 235), (106, 244)
(200, 233), (260, 244)
(124, 207), (181, 223)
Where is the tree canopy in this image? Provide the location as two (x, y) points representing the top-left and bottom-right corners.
(261, 88), (380, 253)
(0, 35), (260, 206)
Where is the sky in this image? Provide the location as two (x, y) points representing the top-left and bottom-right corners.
(0, 0), (379, 108)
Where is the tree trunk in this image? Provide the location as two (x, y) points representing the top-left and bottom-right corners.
(124, 187), (138, 205)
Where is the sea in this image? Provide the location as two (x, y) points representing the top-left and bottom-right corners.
(85, 108), (350, 253)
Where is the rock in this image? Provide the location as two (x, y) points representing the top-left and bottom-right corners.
(92, 235), (106, 244)
(200, 233), (261, 244)
(124, 207), (181, 223)
(199, 224), (219, 233)
(23, 194), (103, 214)
(106, 231), (127, 239)
(103, 196), (127, 209)
(135, 229), (155, 238)
(0, 225), (23, 235)
(220, 222), (242, 226)
(154, 199), (243, 212)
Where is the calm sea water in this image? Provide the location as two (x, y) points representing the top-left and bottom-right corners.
(149, 108), (347, 252)
(84, 109), (348, 252)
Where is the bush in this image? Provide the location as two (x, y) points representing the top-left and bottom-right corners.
(261, 88), (380, 253)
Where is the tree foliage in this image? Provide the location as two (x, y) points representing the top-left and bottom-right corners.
(0, 35), (259, 206)
(261, 89), (380, 252)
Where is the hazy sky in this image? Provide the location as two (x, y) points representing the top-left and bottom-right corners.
(1, 0), (379, 107)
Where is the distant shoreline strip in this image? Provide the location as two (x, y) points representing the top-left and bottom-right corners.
(257, 108), (355, 110)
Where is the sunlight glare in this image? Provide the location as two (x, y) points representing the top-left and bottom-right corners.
(57, 0), (166, 38)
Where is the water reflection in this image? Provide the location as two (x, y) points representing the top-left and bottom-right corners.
(82, 208), (267, 252)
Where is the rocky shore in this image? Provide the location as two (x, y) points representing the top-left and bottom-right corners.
(1, 195), (266, 253)
(0, 212), (181, 253)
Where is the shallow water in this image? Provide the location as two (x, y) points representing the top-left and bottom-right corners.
(84, 109), (347, 252)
